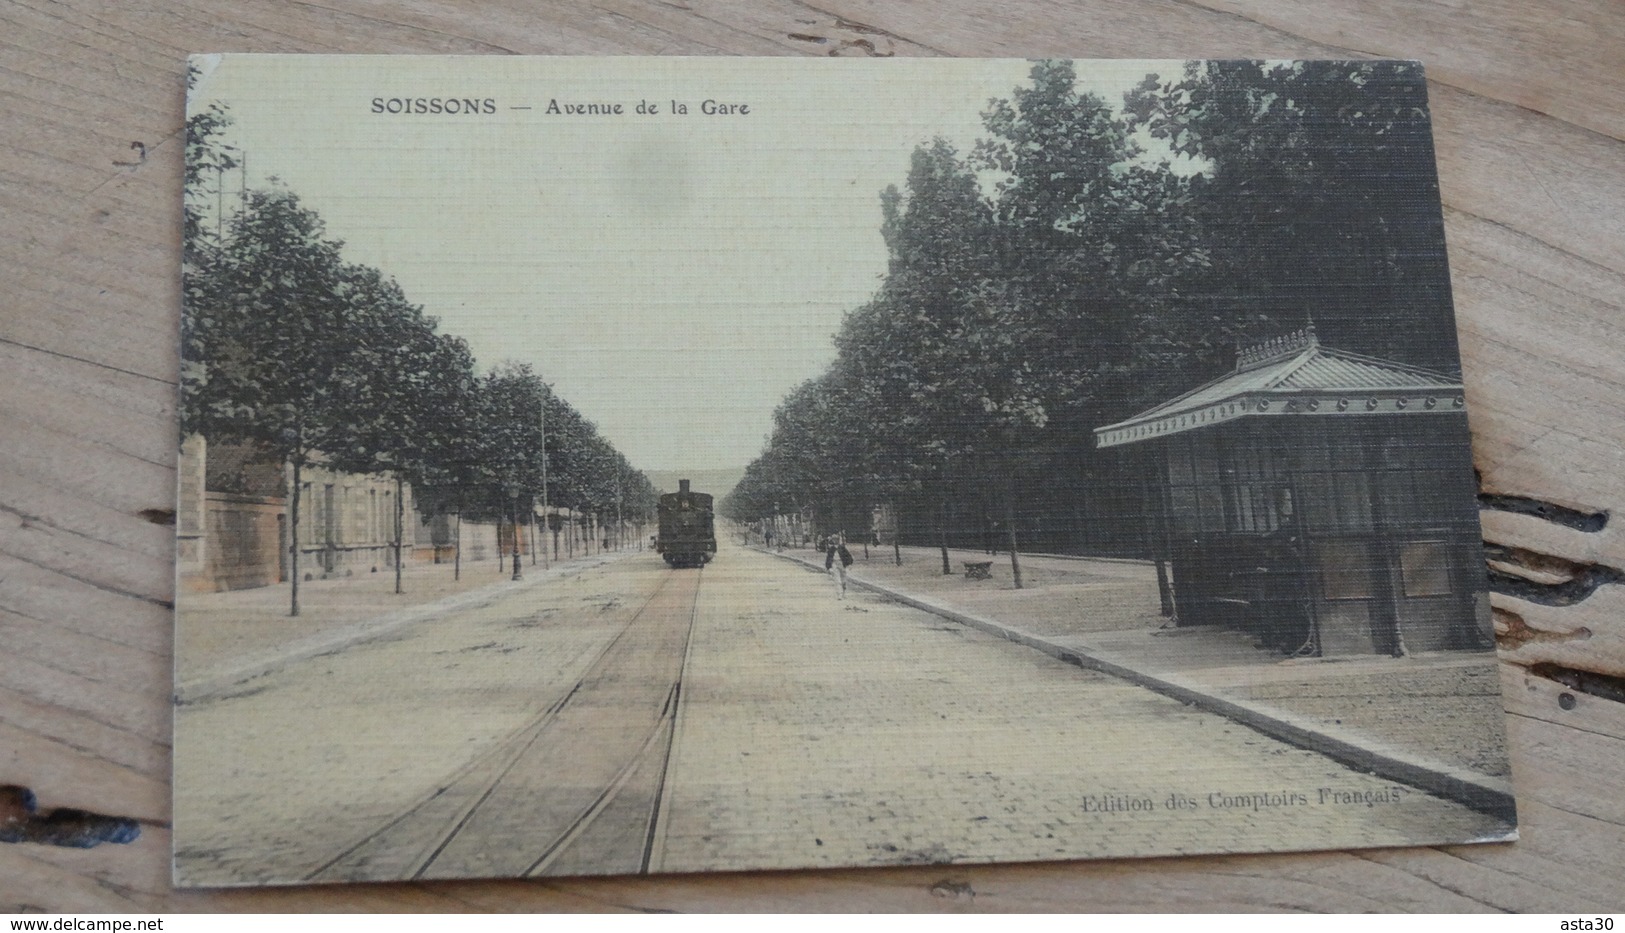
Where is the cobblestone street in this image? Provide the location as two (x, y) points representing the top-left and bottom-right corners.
(653, 540), (1507, 873)
(173, 537), (1511, 886)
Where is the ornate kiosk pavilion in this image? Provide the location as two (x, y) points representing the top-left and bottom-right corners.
(1094, 326), (1491, 657)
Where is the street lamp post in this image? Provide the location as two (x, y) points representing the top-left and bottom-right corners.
(539, 385), (551, 568)
(282, 426), (303, 617)
(504, 481), (523, 581)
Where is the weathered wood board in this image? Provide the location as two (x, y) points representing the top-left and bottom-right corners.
(2, 0), (1622, 913)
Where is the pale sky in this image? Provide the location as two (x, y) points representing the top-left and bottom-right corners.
(191, 56), (1175, 472)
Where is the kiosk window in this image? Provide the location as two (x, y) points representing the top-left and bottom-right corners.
(1319, 541), (1376, 601)
(1400, 540), (1453, 597)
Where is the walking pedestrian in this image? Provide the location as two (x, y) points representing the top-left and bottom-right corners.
(825, 532), (853, 599)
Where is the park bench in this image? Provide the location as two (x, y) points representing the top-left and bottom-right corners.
(963, 560), (993, 580)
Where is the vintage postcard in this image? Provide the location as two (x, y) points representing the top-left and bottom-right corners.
(174, 55), (1515, 887)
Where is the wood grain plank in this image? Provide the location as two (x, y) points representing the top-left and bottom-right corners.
(0, 721), (168, 825)
(0, 846), (160, 913)
(1198, 0), (1625, 142)
(2, 0), (1623, 913)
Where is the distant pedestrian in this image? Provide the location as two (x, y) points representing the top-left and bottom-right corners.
(825, 532), (853, 599)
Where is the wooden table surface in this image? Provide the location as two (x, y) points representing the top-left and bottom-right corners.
(3, 0), (1622, 913)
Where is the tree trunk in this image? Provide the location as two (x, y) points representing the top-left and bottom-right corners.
(1004, 481), (1024, 590)
(893, 505), (902, 566)
(938, 496), (951, 576)
(454, 510), (462, 581)
(511, 502), (523, 581)
(394, 475), (404, 595)
(289, 458), (302, 617)
(1155, 559), (1174, 616)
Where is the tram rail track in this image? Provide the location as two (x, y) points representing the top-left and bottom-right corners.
(303, 565), (705, 883)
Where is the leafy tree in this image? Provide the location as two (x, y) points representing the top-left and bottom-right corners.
(872, 140), (1048, 582)
(326, 272), (481, 594)
(975, 61), (1234, 437)
(1126, 60), (1457, 372)
(182, 189), (367, 615)
(181, 78), (238, 442)
(477, 363), (553, 575)
(736, 59), (1459, 575)
(409, 358), (489, 581)
(183, 65), (237, 263)
(181, 119), (653, 600)
(463, 363), (650, 563)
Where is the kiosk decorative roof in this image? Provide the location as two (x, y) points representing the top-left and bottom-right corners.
(1094, 326), (1464, 449)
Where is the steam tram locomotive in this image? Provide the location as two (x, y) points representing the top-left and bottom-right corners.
(656, 479), (716, 568)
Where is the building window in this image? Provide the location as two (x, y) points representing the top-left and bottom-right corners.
(301, 482), (314, 546)
(1333, 472), (1373, 531)
(1319, 540), (1376, 601)
(1224, 440), (1280, 534)
(338, 486), (349, 547)
(1196, 482), (1225, 534)
(1400, 540), (1454, 597)
(323, 484), (335, 545)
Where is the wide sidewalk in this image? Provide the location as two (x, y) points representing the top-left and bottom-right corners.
(763, 541), (1515, 818)
(173, 546), (640, 694)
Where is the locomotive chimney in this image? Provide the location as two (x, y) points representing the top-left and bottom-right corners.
(679, 479), (690, 494)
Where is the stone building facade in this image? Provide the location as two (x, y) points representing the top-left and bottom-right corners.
(177, 435), (418, 592)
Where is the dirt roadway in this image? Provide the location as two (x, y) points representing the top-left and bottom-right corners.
(173, 538), (1511, 887)
(173, 553), (671, 886)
